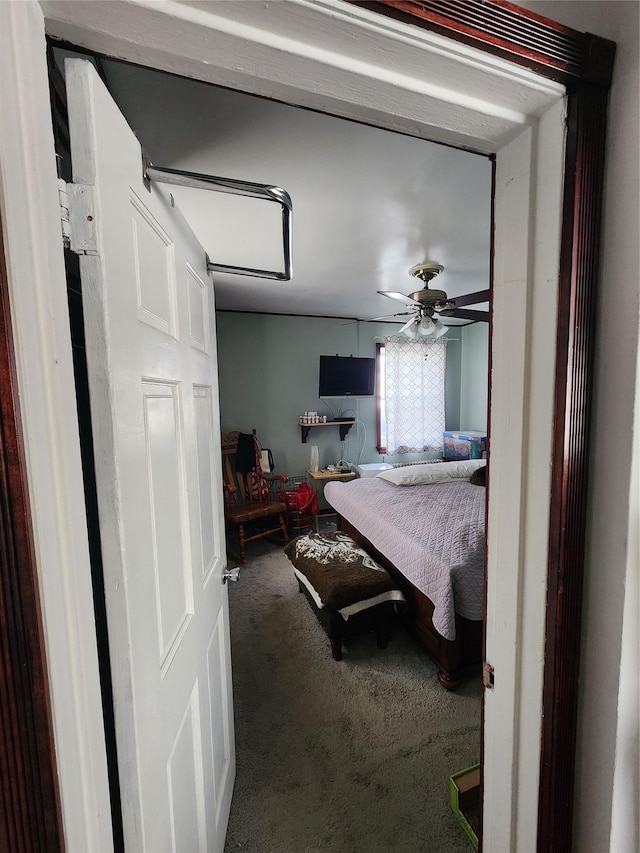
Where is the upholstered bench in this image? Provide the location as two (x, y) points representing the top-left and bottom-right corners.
(284, 531), (406, 660)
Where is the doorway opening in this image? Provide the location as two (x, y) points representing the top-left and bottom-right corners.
(50, 39), (493, 850)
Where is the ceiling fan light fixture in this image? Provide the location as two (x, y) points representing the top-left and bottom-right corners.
(418, 316), (435, 336)
(398, 316), (417, 334)
(381, 261), (488, 336)
(403, 318), (420, 339)
(433, 319), (448, 338)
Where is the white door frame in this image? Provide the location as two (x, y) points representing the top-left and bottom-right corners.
(1, 1), (574, 849)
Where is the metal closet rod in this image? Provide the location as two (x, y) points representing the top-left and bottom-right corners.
(144, 162), (293, 281)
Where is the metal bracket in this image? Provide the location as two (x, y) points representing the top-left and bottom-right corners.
(65, 182), (99, 256)
(143, 159), (293, 281)
(58, 179), (71, 248)
(482, 661), (495, 689)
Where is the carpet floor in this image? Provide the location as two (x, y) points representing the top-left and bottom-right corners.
(224, 537), (481, 853)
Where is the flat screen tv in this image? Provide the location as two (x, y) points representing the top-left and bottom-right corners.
(318, 355), (375, 398)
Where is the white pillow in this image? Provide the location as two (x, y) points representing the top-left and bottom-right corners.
(376, 459), (485, 485)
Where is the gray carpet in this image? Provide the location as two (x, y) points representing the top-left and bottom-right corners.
(224, 536), (480, 853)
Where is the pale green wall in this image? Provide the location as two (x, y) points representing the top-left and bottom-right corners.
(215, 311), (474, 477)
(460, 322), (489, 432)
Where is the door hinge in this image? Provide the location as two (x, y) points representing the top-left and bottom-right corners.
(482, 661), (495, 689)
(58, 179), (71, 248)
(61, 181), (99, 256)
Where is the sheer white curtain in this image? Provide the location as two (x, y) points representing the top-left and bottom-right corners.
(383, 336), (447, 455)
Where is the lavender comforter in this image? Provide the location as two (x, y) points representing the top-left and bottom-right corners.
(324, 477), (485, 640)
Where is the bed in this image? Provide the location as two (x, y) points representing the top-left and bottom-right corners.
(324, 462), (486, 688)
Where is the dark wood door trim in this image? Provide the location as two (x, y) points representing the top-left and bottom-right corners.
(366, 0), (615, 84)
(540, 77), (610, 852)
(0, 217), (64, 849)
(363, 3), (615, 850)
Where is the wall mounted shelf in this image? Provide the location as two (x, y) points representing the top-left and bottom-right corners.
(299, 420), (355, 443)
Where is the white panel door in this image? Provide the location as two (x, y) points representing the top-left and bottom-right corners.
(66, 59), (234, 851)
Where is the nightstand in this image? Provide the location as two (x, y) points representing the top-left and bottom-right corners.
(307, 469), (356, 532)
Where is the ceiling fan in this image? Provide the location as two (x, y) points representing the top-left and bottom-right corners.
(375, 262), (490, 339)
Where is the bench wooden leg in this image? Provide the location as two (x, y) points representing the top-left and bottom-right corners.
(331, 639), (343, 661)
(376, 627), (390, 650)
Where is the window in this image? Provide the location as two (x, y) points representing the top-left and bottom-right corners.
(376, 337), (447, 455)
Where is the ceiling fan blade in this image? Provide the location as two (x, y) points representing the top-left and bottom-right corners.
(341, 310), (413, 326)
(440, 308), (490, 322)
(452, 289), (491, 308)
(377, 290), (422, 307)
(368, 310), (414, 322)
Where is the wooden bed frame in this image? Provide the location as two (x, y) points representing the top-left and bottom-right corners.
(337, 515), (483, 689)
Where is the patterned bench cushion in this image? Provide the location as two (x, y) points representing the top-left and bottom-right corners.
(284, 531), (405, 616)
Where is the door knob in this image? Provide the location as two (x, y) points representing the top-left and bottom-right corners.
(222, 566), (240, 584)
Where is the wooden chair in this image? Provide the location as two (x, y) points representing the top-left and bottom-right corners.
(221, 430), (290, 563)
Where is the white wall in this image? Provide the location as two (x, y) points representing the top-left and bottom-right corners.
(517, 3), (639, 849)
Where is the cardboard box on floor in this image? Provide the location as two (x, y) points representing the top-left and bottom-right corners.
(449, 763), (480, 849)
